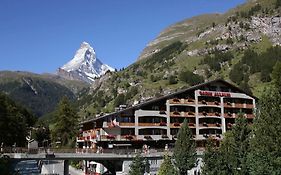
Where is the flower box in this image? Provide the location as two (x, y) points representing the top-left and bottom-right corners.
(106, 135), (115, 139)
(172, 98), (180, 103)
(160, 122), (167, 126)
(124, 135), (133, 140)
(159, 111), (166, 114)
(188, 123), (195, 126)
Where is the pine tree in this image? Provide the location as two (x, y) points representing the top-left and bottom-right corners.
(157, 154), (177, 175)
(201, 139), (221, 175)
(271, 61), (281, 92)
(202, 114), (251, 175)
(129, 153), (145, 175)
(229, 114), (251, 174)
(173, 118), (196, 175)
(0, 93), (36, 147)
(0, 156), (12, 175)
(52, 97), (78, 147)
(248, 87), (281, 174)
(144, 158), (150, 174)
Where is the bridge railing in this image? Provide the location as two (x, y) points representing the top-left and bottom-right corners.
(1, 147), (170, 155)
(1, 147), (39, 154)
(2, 147), (205, 155)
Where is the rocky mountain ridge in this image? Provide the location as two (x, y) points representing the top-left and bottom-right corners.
(58, 42), (114, 83)
(138, 0), (281, 61)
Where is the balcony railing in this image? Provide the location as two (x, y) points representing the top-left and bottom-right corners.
(244, 114), (255, 119)
(170, 111), (181, 117)
(170, 111), (195, 117)
(100, 135), (116, 140)
(103, 122), (120, 128)
(185, 98), (195, 104)
(224, 112), (234, 118)
(224, 103), (254, 109)
(138, 122), (167, 127)
(199, 112), (221, 117)
(81, 129), (97, 139)
(170, 123), (195, 128)
(119, 122), (135, 126)
(224, 113), (255, 118)
(246, 104), (254, 108)
(169, 98), (181, 104)
(121, 135), (136, 140)
(201, 134), (221, 139)
(169, 98), (195, 105)
(199, 123), (221, 128)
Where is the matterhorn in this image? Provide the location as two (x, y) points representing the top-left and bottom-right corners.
(57, 42), (114, 83)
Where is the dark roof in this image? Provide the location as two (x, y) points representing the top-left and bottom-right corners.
(80, 79), (257, 124)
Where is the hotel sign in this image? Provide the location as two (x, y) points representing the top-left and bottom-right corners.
(199, 91), (231, 97)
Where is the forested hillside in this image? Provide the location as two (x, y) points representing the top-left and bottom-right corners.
(0, 71), (88, 117)
(77, 0), (281, 119)
(0, 93), (36, 146)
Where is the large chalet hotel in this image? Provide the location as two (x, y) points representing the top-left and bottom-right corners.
(77, 79), (256, 149)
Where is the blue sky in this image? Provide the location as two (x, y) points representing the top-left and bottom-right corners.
(0, 0), (246, 73)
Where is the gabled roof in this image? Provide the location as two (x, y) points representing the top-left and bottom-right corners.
(80, 79), (257, 124)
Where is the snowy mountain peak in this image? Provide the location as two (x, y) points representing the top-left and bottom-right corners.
(58, 42), (114, 83)
(80, 41), (92, 48)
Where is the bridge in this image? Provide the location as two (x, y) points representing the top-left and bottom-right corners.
(2, 148), (168, 175)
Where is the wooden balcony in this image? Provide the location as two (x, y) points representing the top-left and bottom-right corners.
(207, 101), (220, 106)
(82, 129), (97, 139)
(199, 100), (220, 106)
(234, 103), (244, 108)
(169, 98), (181, 104)
(170, 111), (181, 117)
(199, 112), (221, 117)
(119, 122), (135, 127)
(184, 111), (195, 117)
(227, 123), (233, 129)
(199, 100), (208, 105)
(224, 102), (233, 107)
(224, 112), (234, 118)
(201, 134), (221, 139)
(138, 123), (167, 127)
(245, 104), (254, 108)
(224, 103), (254, 109)
(103, 122), (120, 128)
(244, 114), (255, 119)
(185, 98), (195, 104)
(169, 98), (195, 105)
(199, 123), (221, 128)
(100, 135), (116, 140)
(170, 111), (195, 117)
(121, 135), (136, 140)
(224, 113), (255, 118)
(170, 123), (195, 128)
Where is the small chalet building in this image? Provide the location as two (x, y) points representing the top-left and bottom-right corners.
(77, 79), (256, 149)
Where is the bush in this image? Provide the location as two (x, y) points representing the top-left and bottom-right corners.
(179, 70), (204, 86)
(202, 50), (234, 71)
(168, 75), (178, 85)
